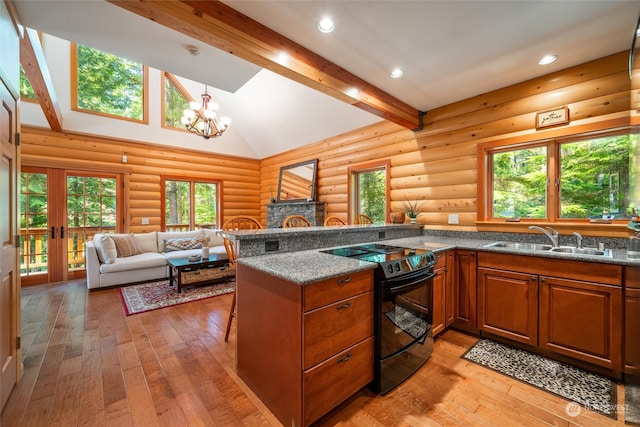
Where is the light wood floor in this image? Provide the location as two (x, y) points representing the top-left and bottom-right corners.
(1, 279), (630, 427)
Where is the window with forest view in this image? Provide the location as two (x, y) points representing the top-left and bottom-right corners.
(163, 178), (220, 231)
(163, 72), (191, 129)
(350, 163), (388, 224)
(72, 43), (147, 122)
(20, 172), (48, 275)
(20, 66), (36, 100)
(488, 133), (639, 221)
(67, 175), (118, 271)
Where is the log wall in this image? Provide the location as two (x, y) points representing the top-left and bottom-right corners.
(20, 52), (634, 235)
(261, 51), (634, 233)
(20, 128), (261, 233)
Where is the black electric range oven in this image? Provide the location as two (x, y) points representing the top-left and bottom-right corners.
(321, 243), (437, 394)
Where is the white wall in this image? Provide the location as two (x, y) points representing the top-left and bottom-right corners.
(20, 34), (260, 158)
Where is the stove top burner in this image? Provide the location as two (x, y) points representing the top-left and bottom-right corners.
(321, 243), (437, 279)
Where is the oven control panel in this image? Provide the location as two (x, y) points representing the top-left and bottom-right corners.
(379, 251), (437, 279)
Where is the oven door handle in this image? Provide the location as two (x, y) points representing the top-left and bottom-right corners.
(384, 270), (435, 294)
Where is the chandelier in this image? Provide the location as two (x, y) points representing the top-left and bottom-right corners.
(181, 86), (231, 139)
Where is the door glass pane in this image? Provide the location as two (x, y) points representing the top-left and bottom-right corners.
(492, 146), (547, 219)
(560, 135), (635, 219)
(194, 182), (217, 228)
(356, 169), (386, 224)
(165, 180), (190, 231)
(67, 175), (117, 272)
(20, 172), (48, 276)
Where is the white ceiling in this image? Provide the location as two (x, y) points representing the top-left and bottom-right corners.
(12, 0), (640, 159)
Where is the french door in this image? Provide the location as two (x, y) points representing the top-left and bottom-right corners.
(20, 167), (121, 285)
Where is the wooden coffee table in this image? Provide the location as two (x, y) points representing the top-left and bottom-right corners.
(168, 254), (233, 293)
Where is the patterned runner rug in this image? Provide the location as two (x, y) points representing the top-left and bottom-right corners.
(119, 278), (235, 315)
(462, 339), (617, 419)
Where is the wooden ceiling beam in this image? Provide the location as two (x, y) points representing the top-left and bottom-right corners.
(19, 26), (63, 132)
(107, 0), (422, 130)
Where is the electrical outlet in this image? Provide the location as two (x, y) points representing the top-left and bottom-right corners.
(448, 214), (459, 224)
(141, 217), (149, 225)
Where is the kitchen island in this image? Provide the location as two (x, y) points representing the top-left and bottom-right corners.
(232, 231), (639, 426)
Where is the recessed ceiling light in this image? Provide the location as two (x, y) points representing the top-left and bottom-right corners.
(538, 54), (558, 65)
(390, 68), (404, 78)
(317, 17), (335, 33)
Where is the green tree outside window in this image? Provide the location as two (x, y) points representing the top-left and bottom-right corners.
(75, 44), (145, 120)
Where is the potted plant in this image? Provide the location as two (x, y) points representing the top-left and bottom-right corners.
(401, 199), (428, 223)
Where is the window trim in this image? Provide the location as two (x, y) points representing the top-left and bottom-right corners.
(160, 72), (194, 133)
(70, 42), (149, 124)
(160, 175), (223, 231)
(478, 126), (636, 226)
(347, 160), (391, 224)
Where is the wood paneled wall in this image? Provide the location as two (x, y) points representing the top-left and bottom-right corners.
(20, 52), (634, 234)
(261, 51), (634, 232)
(20, 128), (261, 233)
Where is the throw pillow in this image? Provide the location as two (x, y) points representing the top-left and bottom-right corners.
(111, 234), (143, 258)
(164, 237), (202, 252)
(94, 234), (117, 264)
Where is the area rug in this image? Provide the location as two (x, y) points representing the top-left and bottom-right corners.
(462, 339), (617, 419)
(626, 383), (640, 424)
(119, 278), (235, 315)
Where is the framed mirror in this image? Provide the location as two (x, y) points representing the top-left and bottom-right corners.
(277, 159), (318, 202)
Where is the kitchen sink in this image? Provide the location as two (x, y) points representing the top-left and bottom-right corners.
(549, 246), (612, 257)
(484, 242), (552, 251)
(484, 242), (613, 257)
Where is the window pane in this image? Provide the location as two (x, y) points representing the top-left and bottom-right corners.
(20, 172), (48, 276)
(164, 75), (189, 128)
(356, 169), (386, 224)
(165, 180), (190, 228)
(560, 135), (634, 219)
(76, 44), (144, 120)
(492, 147), (547, 218)
(194, 182), (217, 227)
(20, 66), (36, 100)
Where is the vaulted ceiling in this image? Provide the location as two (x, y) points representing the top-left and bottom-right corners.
(11, 0), (640, 159)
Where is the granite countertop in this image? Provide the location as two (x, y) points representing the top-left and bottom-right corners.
(236, 235), (640, 285)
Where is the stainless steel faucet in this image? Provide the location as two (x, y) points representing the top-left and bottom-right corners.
(528, 225), (560, 247)
(573, 231), (583, 248)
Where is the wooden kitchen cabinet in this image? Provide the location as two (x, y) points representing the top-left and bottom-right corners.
(476, 251), (623, 373)
(432, 250), (452, 337)
(236, 265), (374, 427)
(539, 276), (622, 371)
(623, 266), (640, 379)
(453, 250), (477, 332)
(477, 267), (538, 346)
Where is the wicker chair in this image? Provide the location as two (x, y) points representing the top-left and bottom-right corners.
(282, 214), (312, 228)
(355, 213), (374, 225)
(323, 215), (346, 226)
(221, 215), (262, 342)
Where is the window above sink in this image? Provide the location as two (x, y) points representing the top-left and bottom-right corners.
(478, 130), (638, 226)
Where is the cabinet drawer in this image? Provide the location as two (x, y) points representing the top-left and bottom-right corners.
(304, 270), (373, 311)
(304, 291), (373, 369)
(434, 251), (448, 269)
(304, 337), (374, 426)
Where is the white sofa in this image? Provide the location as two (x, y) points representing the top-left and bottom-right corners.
(85, 230), (228, 289)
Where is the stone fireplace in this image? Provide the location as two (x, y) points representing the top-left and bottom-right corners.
(267, 201), (326, 228)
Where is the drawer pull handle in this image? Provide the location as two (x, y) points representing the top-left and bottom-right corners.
(336, 301), (352, 310)
(337, 352), (352, 363)
(336, 276), (352, 285)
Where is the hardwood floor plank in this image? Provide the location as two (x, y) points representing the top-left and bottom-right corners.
(2, 280), (631, 427)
